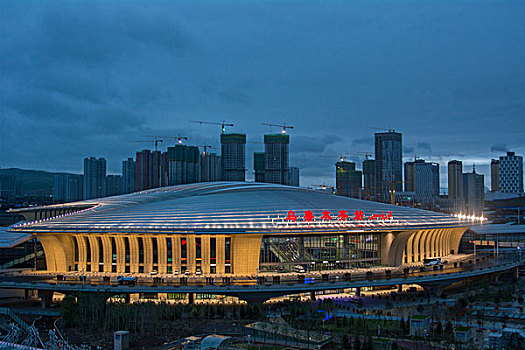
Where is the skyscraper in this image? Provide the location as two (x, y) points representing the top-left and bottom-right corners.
(404, 160), (417, 192)
(374, 131), (402, 201)
(414, 161), (439, 204)
(253, 152), (265, 182)
(362, 159), (376, 199)
(135, 150), (153, 191)
(221, 133), (246, 181)
(463, 167), (484, 214)
(264, 134), (289, 185)
(499, 152), (523, 193)
(448, 160), (463, 199)
(335, 161), (362, 198)
(83, 157), (106, 199)
(167, 145), (201, 185)
(287, 167), (300, 187)
(122, 158), (136, 194)
(200, 152), (221, 182)
(490, 159), (500, 192)
(54, 174), (83, 202)
(106, 175), (123, 197)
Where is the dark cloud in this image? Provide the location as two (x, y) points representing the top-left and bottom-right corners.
(417, 142), (432, 153)
(491, 143), (509, 153)
(293, 135), (343, 154)
(351, 137), (373, 146)
(0, 0), (524, 186)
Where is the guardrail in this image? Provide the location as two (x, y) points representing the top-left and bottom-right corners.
(0, 258), (519, 295)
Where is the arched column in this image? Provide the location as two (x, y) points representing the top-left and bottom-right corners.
(420, 230), (431, 260)
(114, 236), (126, 273)
(100, 236), (112, 272)
(411, 230), (425, 263)
(76, 235), (87, 270)
(143, 236), (153, 273)
(386, 231), (414, 266)
(157, 235), (167, 274)
(202, 235), (211, 274)
(216, 235), (225, 274)
(129, 235), (139, 273)
(38, 234), (68, 272)
(450, 227), (468, 255)
(56, 235), (75, 272)
(173, 235), (181, 272)
(87, 235), (99, 272)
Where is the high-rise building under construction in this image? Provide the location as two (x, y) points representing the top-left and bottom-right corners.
(221, 133), (246, 181)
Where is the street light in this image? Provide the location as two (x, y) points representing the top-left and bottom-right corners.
(82, 266), (85, 288)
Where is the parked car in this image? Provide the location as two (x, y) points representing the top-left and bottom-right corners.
(173, 270), (179, 276)
(116, 275), (137, 285)
(195, 269), (202, 275)
(149, 270), (158, 276)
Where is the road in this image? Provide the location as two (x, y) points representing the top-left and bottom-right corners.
(0, 253), (519, 299)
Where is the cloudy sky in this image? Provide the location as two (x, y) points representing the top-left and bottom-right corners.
(1, 1), (524, 190)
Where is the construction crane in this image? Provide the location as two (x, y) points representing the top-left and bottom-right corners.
(371, 127), (396, 133)
(129, 137), (164, 188)
(129, 137), (164, 151)
(355, 152), (373, 160)
(261, 122), (294, 134)
(320, 154), (348, 162)
(384, 175), (408, 206)
(198, 145), (214, 182)
(190, 120), (234, 134)
(160, 135), (189, 145)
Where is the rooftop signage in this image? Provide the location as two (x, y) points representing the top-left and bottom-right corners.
(284, 210), (393, 223)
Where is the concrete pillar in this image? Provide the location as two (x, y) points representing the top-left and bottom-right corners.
(124, 294), (131, 304)
(310, 291), (316, 301)
(397, 284), (403, 293)
(38, 290), (54, 308)
(355, 287), (361, 297)
(188, 293), (194, 304)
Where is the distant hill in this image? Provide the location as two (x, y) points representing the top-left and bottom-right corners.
(0, 168), (76, 195)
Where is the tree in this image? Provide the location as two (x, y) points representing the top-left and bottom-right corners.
(435, 321), (443, 336)
(342, 334), (350, 349)
(364, 336), (374, 350)
(62, 294), (78, 327)
(354, 336), (361, 350)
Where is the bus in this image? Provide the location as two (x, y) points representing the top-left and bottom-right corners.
(423, 258), (441, 266)
(293, 265), (306, 273)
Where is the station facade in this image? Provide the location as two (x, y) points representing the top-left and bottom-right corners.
(8, 182), (474, 275)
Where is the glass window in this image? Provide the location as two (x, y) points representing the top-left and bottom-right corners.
(85, 237), (91, 263)
(152, 237), (158, 265)
(138, 237), (144, 264)
(167, 238), (172, 263)
(181, 237), (187, 265)
(73, 236), (79, 262)
(124, 237), (130, 264)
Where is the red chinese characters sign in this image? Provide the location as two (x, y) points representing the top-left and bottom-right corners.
(285, 210), (393, 222)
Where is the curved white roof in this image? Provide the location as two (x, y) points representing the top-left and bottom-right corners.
(9, 182), (477, 233)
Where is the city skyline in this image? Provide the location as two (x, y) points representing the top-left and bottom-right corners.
(1, 1), (524, 188)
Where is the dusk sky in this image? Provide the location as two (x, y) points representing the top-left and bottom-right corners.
(1, 1), (524, 190)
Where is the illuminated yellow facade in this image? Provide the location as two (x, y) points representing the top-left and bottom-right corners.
(8, 182), (475, 275)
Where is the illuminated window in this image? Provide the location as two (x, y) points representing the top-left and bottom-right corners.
(225, 237), (231, 274)
(181, 237), (187, 267)
(210, 237), (216, 274)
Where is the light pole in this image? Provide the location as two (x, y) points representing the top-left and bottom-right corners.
(517, 247), (521, 279)
(82, 266), (85, 287)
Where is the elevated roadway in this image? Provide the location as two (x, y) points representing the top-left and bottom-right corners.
(0, 254), (520, 302)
